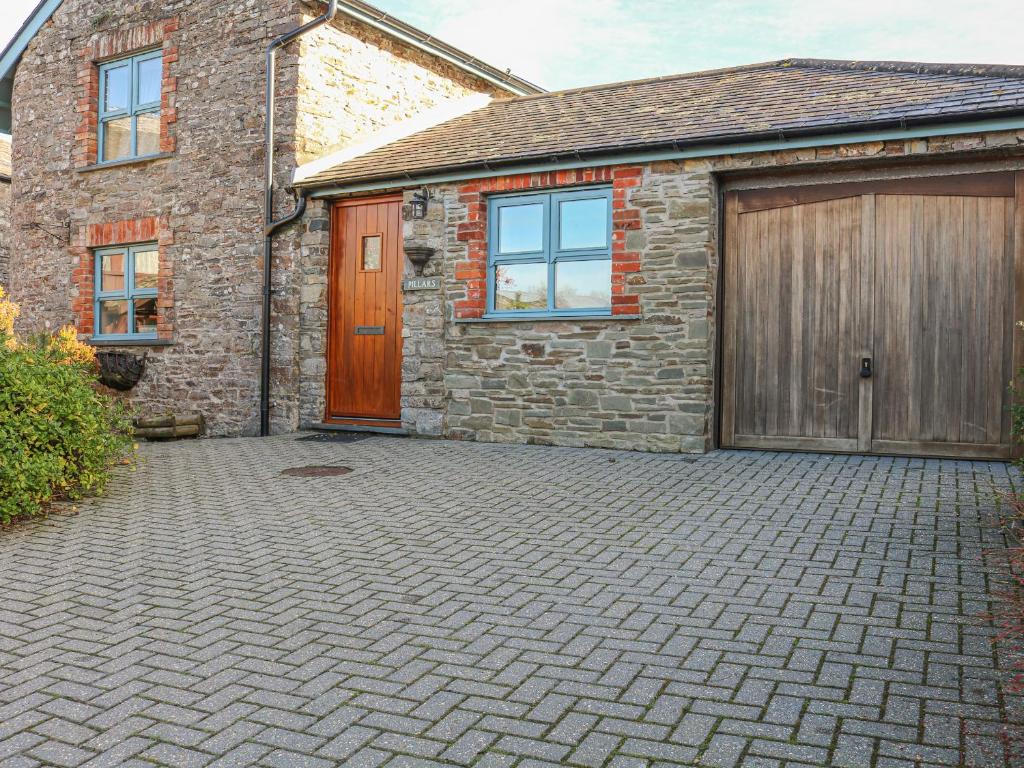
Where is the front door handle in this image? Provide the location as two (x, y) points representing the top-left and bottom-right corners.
(860, 357), (872, 378)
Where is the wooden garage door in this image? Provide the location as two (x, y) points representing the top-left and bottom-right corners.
(722, 171), (1022, 459)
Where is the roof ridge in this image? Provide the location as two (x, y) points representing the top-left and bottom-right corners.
(490, 60), (787, 105)
(782, 58), (1024, 79)
(489, 55), (1024, 107)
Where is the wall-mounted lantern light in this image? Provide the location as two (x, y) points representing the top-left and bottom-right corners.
(404, 187), (432, 220)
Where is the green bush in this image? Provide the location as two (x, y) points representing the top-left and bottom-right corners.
(0, 287), (133, 523)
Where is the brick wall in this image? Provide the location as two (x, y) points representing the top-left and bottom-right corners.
(73, 18), (179, 169)
(449, 167), (644, 320)
(68, 216), (175, 339)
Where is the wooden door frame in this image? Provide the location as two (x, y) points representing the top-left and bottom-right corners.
(717, 166), (1024, 459)
(324, 193), (405, 428)
(717, 188), (737, 451)
(1014, 171), (1024, 460)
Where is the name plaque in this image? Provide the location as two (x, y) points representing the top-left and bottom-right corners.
(402, 277), (441, 291)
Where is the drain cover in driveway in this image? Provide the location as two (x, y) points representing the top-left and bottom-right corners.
(296, 432), (373, 444)
(280, 465), (353, 477)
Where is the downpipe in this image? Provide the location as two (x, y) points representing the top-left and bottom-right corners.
(261, 0), (338, 437)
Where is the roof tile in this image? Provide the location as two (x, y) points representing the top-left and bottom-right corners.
(299, 59), (1024, 188)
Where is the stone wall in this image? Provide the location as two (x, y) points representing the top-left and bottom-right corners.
(393, 165), (715, 452)
(295, 197), (331, 430)
(7, 0), (298, 436)
(7, 0), (506, 436)
(266, 1), (509, 433)
(0, 135), (9, 287)
(374, 127), (1024, 453)
(292, 3), (507, 165)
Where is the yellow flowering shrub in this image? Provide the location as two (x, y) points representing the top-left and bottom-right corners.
(0, 287), (133, 522)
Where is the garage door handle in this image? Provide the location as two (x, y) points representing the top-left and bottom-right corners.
(860, 357), (872, 378)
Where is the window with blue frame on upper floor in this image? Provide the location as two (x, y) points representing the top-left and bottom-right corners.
(93, 244), (159, 339)
(487, 187), (613, 317)
(98, 50), (162, 163)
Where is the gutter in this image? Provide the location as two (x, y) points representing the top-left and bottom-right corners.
(261, 0), (338, 438)
(303, 113), (1024, 197)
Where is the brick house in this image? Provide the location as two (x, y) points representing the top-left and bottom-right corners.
(3, 2), (1024, 459)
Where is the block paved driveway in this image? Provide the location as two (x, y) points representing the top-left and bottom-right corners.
(1, 435), (1021, 768)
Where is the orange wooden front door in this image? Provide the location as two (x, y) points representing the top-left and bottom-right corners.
(326, 196), (403, 424)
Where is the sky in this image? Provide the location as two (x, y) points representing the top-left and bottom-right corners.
(2, 0), (1023, 91)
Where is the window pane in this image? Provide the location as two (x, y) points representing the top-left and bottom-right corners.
(133, 298), (158, 335)
(137, 57), (162, 105)
(498, 203), (544, 254)
(102, 117), (132, 161)
(559, 197), (608, 250)
(494, 262), (547, 311)
(103, 64), (129, 112)
(555, 259), (612, 309)
(136, 112), (160, 156)
(100, 251), (126, 292)
(362, 235), (381, 270)
(99, 300), (128, 335)
(134, 248), (159, 289)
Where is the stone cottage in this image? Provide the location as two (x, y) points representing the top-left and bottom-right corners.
(0, 0), (536, 435)
(292, 61), (1024, 459)
(3, 1), (1024, 459)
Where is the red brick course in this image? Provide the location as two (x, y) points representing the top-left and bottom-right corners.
(70, 216), (174, 339)
(453, 166), (643, 319)
(74, 18), (179, 168)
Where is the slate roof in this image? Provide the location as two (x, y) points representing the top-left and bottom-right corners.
(297, 59), (1024, 189)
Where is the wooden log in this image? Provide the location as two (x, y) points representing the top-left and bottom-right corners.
(135, 419), (202, 440)
(134, 414), (175, 429)
(135, 426), (177, 439)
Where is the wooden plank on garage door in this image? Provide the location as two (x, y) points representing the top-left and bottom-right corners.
(722, 193), (870, 452)
(870, 191), (1015, 459)
(1016, 172), (1024, 461)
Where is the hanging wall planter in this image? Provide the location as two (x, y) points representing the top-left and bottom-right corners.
(404, 245), (435, 276)
(96, 351), (147, 391)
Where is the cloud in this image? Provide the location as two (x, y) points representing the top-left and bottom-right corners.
(375, 0), (1024, 90)
(5, 0), (1019, 93)
(0, 0), (45, 53)
(386, 0), (663, 88)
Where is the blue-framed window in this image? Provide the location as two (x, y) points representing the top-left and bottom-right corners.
(487, 187), (613, 317)
(98, 50), (162, 163)
(94, 244), (159, 339)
